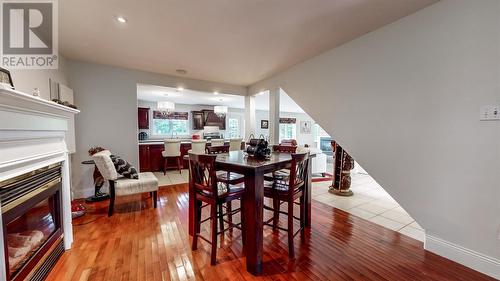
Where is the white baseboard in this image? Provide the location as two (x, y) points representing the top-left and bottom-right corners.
(425, 234), (500, 279)
(72, 187), (97, 199)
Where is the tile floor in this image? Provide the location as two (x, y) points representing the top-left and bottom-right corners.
(312, 172), (425, 242)
(157, 168), (424, 242)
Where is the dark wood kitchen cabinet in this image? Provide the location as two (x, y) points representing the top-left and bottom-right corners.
(138, 107), (149, 129)
(139, 145), (150, 172)
(192, 111), (204, 130)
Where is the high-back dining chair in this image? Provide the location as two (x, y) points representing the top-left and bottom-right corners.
(189, 153), (245, 265)
(210, 139), (225, 147)
(92, 150), (159, 216)
(162, 139), (182, 174)
(263, 152), (309, 258)
(189, 139), (207, 154)
(229, 138), (243, 151)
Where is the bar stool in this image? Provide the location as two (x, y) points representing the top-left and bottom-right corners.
(189, 139), (207, 154)
(263, 144), (297, 181)
(206, 145), (245, 230)
(229, 138), (243, 151)
(189, 153), (245, 265)
(263, 152), (309, 258)
(162, 139), (182, 174)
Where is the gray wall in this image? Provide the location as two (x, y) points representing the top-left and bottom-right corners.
(250, 0), (500, 276)
(10, 56), (70, 100)
(68, 61), (247, 198)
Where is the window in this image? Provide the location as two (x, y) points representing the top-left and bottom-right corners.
(228, 118), (239, 138)
(153, 119), (188, 136)
(279, 123), (296, 142)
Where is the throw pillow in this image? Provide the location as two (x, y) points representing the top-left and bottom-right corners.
(110, 155), (139, 179)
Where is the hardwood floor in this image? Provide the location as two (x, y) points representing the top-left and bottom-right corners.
(46, 184), (494, 281)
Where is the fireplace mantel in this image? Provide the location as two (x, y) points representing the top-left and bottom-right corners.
(0, 87), (79, 280)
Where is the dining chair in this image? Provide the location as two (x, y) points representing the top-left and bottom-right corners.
(206, 145), (245, 230)
(162, 139), (182, 174)
(263, 152), (309, 258)
(189, 153), (245, 265)
(189, 139), (207, 154)
(263, 144), (298, 182)
(229, 138), (243, 151)
(210, 138), (225, 147)
(92, 150), (159, 216)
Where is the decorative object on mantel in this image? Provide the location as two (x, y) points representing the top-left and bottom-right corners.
(51, 98), (78, 109)
(84, 146), (111, 202)
(32, 88), (40, 97)
(245, 134), (271, 159)
(329, 140), (354, 196)
(0, 67), (14, 89)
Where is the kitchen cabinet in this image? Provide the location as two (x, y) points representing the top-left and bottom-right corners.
(139, 145), (150, 172)
(138, 107), (149, 129)
(192, 111), (204, 130)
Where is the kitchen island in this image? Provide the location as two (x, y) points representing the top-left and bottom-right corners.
(138, 139), (245, 172)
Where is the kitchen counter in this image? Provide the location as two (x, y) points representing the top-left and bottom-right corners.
(138, 139), (236, 145)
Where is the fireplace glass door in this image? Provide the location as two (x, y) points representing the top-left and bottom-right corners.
(5, 197), (58, 276)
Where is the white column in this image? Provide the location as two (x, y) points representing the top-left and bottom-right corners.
(244, 95), (256, 139)
(268, 87), (280, 144)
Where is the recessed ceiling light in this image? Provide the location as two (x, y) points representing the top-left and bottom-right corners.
(176, 69), (187, 75)
(213, 91), (219, 95)
(116, 16), (127, 23)
(256, 91), (265, 96)
(177, 87), (184, 91)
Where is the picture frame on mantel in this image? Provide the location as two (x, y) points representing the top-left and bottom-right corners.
(0, 67), (14, 89)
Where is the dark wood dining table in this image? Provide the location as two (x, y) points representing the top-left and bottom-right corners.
(188, 151), (313, 275)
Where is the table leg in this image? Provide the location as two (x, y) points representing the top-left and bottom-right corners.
(244, 171), (264, 275)
(305, 158), (312, 227)
(188, 174), (195, 236)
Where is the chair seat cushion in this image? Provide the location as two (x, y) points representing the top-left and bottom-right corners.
(263, 169), (290, 181)
(162, 151), (180, 157)
(216, 171), (244, 184)
(201, 182), (245, 197)
(114, 172), (158, 196)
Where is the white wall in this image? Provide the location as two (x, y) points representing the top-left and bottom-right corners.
(9, 56), (70, 100)
(250, 0), (500, 277)
(68, 61), (247, 198)
(137, 100), (245, 139)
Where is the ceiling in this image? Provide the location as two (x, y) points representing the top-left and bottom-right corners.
(60, 0), (437, 86)
(137, 84), (304, 113)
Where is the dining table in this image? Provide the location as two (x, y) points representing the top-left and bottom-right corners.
(188, 150), (313, 275)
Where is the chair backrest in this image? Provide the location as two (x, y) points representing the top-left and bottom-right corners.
(191, 140), (207, 154)
(288, 152), (309, 194)
(273, 144), (297, 153)
(229, 138), (243, 151)
(206, 145), (229, 154)
(92, 150), (118, 181)
(164, 139), (181, 157)
(210, 139), (225, 147)
(188, 153), (219, 199)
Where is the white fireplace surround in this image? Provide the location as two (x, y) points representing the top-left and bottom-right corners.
(0, 87), (79, 280)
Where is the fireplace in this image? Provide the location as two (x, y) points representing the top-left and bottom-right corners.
(1, 163), (64, 281)
(0, 87), (79, 280)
